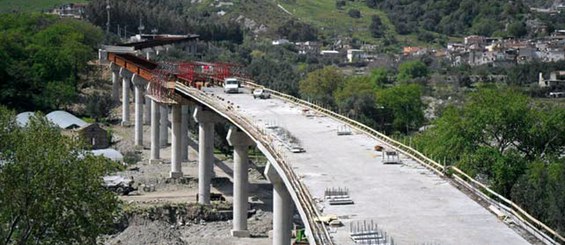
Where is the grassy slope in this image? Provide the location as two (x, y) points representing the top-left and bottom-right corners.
(277, 0), (395, 43)
(275, 0), (462, 48)
(0, 0), (87, 13)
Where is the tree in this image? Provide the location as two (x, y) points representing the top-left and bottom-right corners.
(84, 92), (116, 121)
(397, 60), (429, 82)
(336, 0), (346, 9)
(334, 76), (379, 128)
(376, 84), (424, 133)
(0, 14), (103, 112)
(348, 9), (361, 18)
(369, 68), (389, 87)
(507, 21), (527, 38)
(0, 108), (120, 244)
(366, 0), (378, 8)
(369, 15), (385, 38)
(299, 67), (344, 107)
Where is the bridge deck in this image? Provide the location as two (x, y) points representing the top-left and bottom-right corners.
(205, 87), (529, 245)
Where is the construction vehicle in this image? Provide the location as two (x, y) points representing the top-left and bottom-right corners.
(103, 175), (137, 195)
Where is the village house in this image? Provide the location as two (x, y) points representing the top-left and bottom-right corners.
(17, 111), (110, 150)
(48, 3), (86, 19)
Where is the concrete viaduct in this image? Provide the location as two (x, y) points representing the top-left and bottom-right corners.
(99, 41), (564, 245)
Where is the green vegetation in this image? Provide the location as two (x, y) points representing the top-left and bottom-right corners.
(298, 65), (424, 134)
(371, 0), (528, 37)
(0, 0), (87, 13)
(87, 0), (244, 43)
(414, 88), (565, 234)
(0, 13), (103, 111)
(277, 0), (398, 45)
(0, 106), (120, 244)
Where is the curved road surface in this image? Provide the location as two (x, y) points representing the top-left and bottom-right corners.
(200, 86), (530, 245)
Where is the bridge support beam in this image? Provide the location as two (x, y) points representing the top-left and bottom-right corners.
(227, 127), (256, 237)
(120, 68), (131, 126)
(194, 106), (218, 204)
(181, 105), (189, 161)
(170, 104), (183, 178)
(160, 105), (169, 147)
(265, 162), (293, 245)
(150, 99), (161, 163)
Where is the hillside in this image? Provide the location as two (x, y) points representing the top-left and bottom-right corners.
(0, 0), (87, 13)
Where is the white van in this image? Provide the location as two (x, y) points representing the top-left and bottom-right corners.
(223, 78), (240, 93)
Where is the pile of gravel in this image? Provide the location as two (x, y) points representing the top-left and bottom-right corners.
(104, 220), (186, 245)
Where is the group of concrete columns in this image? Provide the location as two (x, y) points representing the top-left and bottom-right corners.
(111, 63), (293, 244)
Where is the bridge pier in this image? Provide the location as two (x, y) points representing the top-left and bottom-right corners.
(160, 105), (169, 147)
(170, 104), (183, 178)
(227, 127), (256, 237)
(194, 106), (218, 204)
(119, 68), (131, 126)
(110, 62), (120, 101)
(181, 105), (190, 161)
(266, 162), (293, 245)
(144, 95), (151, 125)
(132, 74), (146, 147)
(150, 99), (161, 163)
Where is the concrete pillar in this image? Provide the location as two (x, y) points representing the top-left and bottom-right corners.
(150, 99), (161, 163)
(144, 95), (151, 125)
(227, 127), (256, 237)
(111, 69), (120, 101)
(194, 106), (218, 204)
(265, 163), (292, 245)
(170, 105), (183, 178)
(181, 105), (189, 161)
(160, 105), (169, 147)
(121, 75), (130, 126)
(134, 85), (143, 146)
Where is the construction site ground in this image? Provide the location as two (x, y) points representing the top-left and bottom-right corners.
(101, 102), (273, 245)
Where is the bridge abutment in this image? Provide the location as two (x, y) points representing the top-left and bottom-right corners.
(227, 126), (256, 237)
(150, 99), (161, 163)
(265, 163), (293, 245)
(194, 106), (219, 204)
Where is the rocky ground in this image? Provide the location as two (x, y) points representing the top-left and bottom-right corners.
(98, 100), (274, 245)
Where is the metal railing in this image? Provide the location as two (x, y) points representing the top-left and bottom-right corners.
(174, 83), (335, 245)
(241, 80), (564, 245)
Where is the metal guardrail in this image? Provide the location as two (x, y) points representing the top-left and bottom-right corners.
(174, 83), (335, 245)
(241, 80), (564, 245)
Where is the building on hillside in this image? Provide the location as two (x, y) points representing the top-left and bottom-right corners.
(347, 49), (365, 63)
(48, 3), (86, 19)
(45, 111), (110, 149)
(272, 39), (290, 45)
(295, 41), (321, 55)
(403, 46), (422, 56)
(539, 71), (565, 87)
(76, 123), (110, 149)
(16, 112), (35, 127)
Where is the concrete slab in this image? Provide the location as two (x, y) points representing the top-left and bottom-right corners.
(202, 87), (531, 245)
